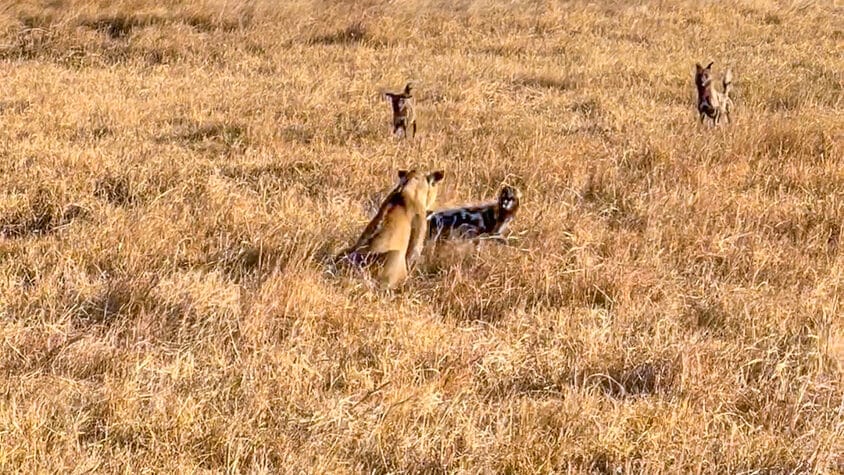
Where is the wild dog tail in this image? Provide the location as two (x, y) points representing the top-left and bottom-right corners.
(723, 68), (733, 97)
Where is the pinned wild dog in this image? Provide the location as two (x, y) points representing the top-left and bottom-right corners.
(384, 82), (416, 139)
(427, 185), (521, 243)
(336, 169), (444, 288)
(695, 62), (733, 125)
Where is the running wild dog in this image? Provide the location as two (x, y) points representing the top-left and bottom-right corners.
(384, 82), (416, 138)
(695, 62), (733, 125)
(336, 169), (444, 288)
(427, 186), (521, 242)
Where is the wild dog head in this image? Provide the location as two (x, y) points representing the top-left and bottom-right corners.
(498, 186), (521, 213)
(695, 61), (714, 89)
(385, 82), (413, 115)
(695, 61), (734, 125)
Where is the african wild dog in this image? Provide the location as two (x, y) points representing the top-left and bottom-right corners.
(384, 82), (416, 139)
(427, 186), (521, 243)
(695, 62), (733, 125)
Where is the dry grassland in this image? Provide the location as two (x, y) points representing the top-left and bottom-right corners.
(0, 0), (842, 472)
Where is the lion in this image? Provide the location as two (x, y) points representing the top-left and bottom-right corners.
(336, 169), (444, 288)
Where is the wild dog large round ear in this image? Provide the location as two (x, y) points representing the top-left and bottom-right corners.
(383, 90), (399, 102)
(428, 170), (444, 184)
(398, 170), (409, 181)
(695, 63), (703, 72)
(706, 61), (714, 70)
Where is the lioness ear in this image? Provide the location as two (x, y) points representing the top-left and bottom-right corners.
(428, 170), (444, 184)
(398, 170), (409, 181)
(705, 61), (714, 70)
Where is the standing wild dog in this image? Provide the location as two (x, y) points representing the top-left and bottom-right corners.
(695, 62), (733, 125)
(336, 169), (444, 288)
(427, 185), (521, 242)
(384, 82), (416, 139)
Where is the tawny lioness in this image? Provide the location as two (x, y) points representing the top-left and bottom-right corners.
(337, 169), (444, 288)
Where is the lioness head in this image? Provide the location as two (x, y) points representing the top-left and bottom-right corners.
(397, 169), (444, 210)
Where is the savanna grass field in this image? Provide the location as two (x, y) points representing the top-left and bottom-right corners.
(1, 0), (842, 472)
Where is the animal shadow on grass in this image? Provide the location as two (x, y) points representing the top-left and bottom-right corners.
(0, 188), (87, 239)
(159, 120), (248, 155)
(309, 21), (368, 46)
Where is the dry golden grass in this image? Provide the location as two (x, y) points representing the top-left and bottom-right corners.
(0, 0), (842, 472)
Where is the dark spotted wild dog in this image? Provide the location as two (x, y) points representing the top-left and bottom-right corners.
(336, 169), (444, 288)
(695, 62), (733, 125)
(384, 82), (416, 139)
(427, 186), (521, 242)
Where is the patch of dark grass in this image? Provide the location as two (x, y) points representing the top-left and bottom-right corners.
(219, 160), (329, 199)
(683, 297), (727, 335)
(181, 122), (246, 144)
(201, 229), (315, 285)
(327, 113), (382, 145)
(585, 358), (677, 399)
(75, 277), (156, 328)
(0, 27), (56, 60)
(80, 11), (250, 39)
(310, 21), (368, 46)
(765, 87), (803, 112)
(162, 120), (249, 154)
(279, 125), (314, 145)
(214, 242), (262, 282)
(514, 73), (581, 92)
(181, 13), (250, 33)
(75, 120), (114, 141)
(582, 179), (647, 233)
(561, 123), (614, 138)
(0, 100), (31, 114)
(601, 30), (650, 45)
(94, 174), (135, 207)
(221, 161), (319, 184)
(0, 188), (86, 239)
(477, 44), (525, 57)
(19, 15), (56, 29)
(569, 98), (601, 116)
(80, 14), (157, 39)
(762, 13), (782, 25)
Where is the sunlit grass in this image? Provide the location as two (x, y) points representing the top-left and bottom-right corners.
(0, 0), (842, 472)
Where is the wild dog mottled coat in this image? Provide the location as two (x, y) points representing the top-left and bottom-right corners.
(427, 186), (521, 242)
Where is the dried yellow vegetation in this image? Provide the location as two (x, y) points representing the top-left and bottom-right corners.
(0, 0), (842, 473)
